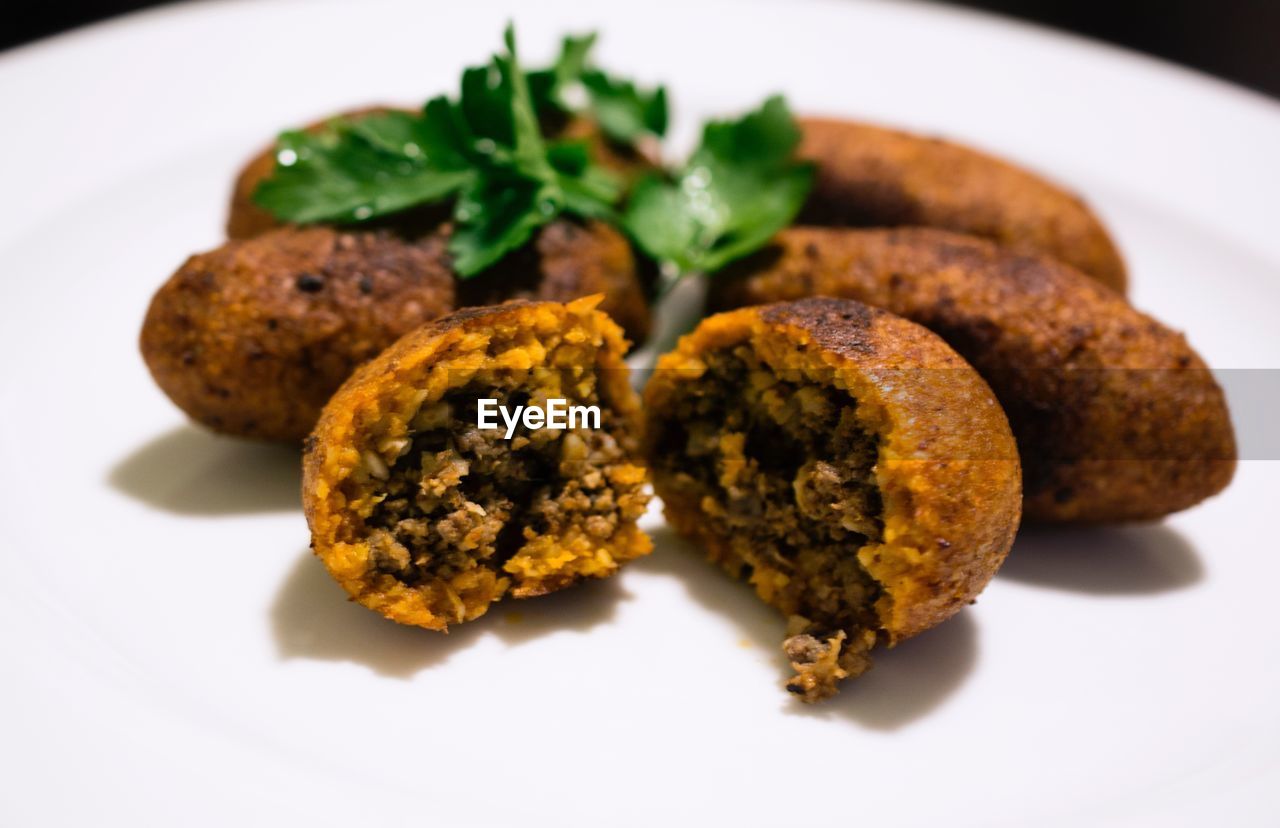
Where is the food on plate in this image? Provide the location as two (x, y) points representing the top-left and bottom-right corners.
(797, 118), (1128, 292)
(141, 218), (649, 442)
(135, 17), (1240, 701)
(709, 227), (1236, 522)
(643, 297), (1021, 700)
(144, 29), (818, 444)
(140, 226), (455, 442)
(303, 297), (651, 629)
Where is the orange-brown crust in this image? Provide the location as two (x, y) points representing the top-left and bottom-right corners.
(710, 227), (1237, 522)
(798, 117), (1128, 293)
(644, 296), (1021, 647)
(302, 297), (650, 629)
(140, 226), (454, 442)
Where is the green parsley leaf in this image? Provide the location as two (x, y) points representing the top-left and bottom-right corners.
(449, 171), (557, 276)
(251, 111), (473, 224)
(623, 95), (812, 283)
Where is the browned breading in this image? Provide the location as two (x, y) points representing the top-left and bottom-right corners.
(140, 226), (455, 442)
(709, 227), (1236, 522)
(303, 297), (651, 629)
(644, 297), (1021, 700)
(798, 117), (1128, 292)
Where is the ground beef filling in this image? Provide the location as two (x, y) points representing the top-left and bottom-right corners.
(652, 345), (885, 698)
(362, 381), (648, 598)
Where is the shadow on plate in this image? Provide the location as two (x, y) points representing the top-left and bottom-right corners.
(998, 523), (1204, 595)
(270, 547), (629, 678)
(109, 424), (301, 514)
(633, 525), (978, 730)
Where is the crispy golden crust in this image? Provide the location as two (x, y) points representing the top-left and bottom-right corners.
(644, 297), (1021, 698)
(302, 297), (651, 629)
(140, 226), (455, 442)
(798, 117), (1128, 293)
(710, 227), (1237, 522)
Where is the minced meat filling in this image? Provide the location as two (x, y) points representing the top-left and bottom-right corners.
(651, 345), (885, 687)
(364, 380), (648, 591)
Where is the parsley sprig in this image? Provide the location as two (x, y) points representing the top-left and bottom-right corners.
(251, 110), (473, 226)
(622, 95), (813, 287)
(253, 26), (623, 277)
(252, 27), (810, 288)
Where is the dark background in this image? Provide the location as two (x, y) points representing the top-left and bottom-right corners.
(4, 0), (1278, 99)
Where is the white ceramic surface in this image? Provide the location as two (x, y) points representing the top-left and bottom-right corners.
(2, 1), (1278, 825)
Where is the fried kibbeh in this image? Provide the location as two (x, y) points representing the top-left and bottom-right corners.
(303, 297), (651, 629)
(141, 226), (454, 443)
(644, 297), (1021, 701)
(798, 117), (1128, 292)
(142, 217), (651, 443)
(709, 227), (1236, 522)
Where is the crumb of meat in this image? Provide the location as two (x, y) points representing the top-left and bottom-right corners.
(784, 631), (849, 701)
(782, 623), (877, 701)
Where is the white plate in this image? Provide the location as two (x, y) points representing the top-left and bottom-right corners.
(2, 1), (1278, 825)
